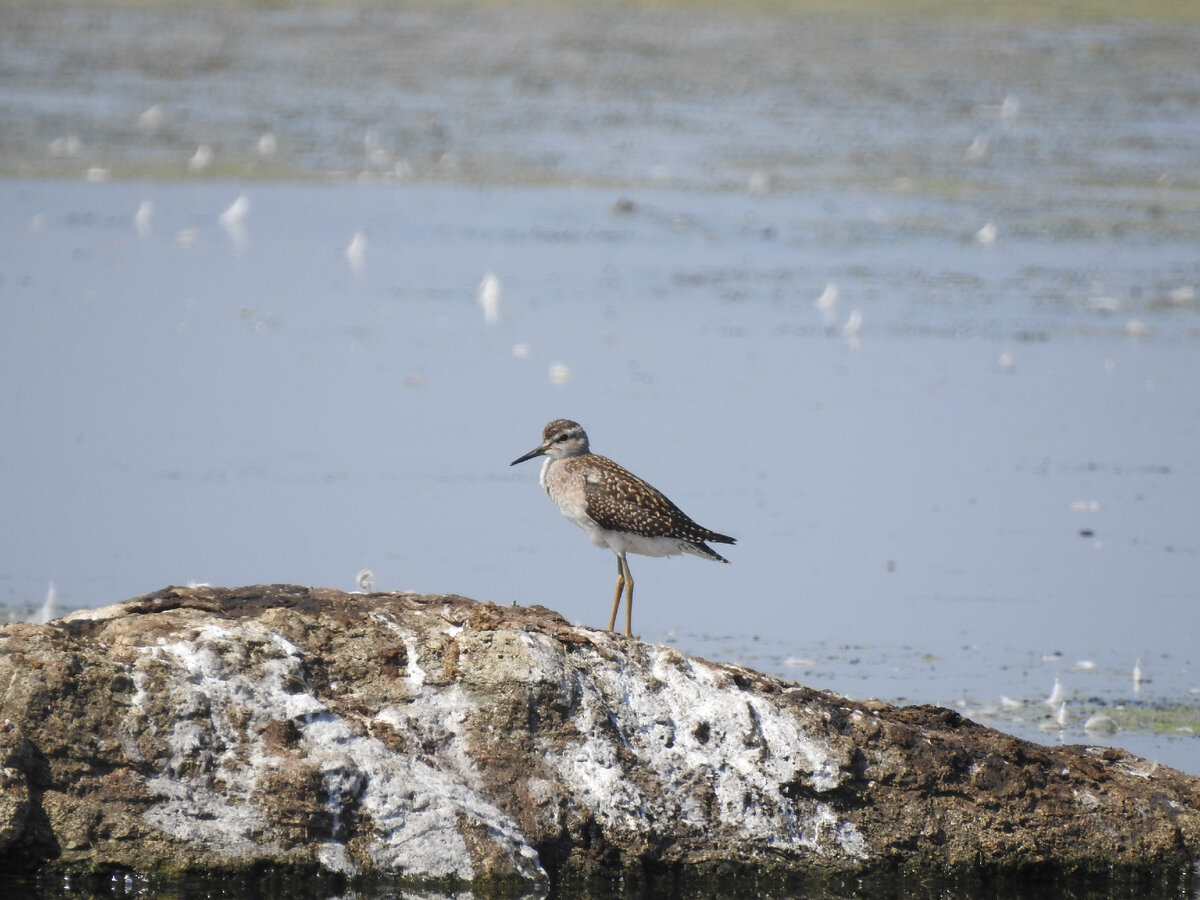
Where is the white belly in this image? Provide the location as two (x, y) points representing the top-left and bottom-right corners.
(571, 513), (695, 558)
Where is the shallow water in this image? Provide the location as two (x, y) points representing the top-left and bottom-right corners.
(2, 0), (1199, 791)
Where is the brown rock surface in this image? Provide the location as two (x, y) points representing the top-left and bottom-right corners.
(0, 584), (1197, 896)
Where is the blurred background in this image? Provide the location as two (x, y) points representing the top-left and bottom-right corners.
(1, 1), (1198, 770)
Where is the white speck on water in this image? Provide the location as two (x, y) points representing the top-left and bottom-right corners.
(35, 582), (56, 625)
(344, 230), (366, 275)
(1164, 284), (1195, 305)
(814, 282), (839, 326)
(1044, 677), (1064, 707)
(1084, 713), (1117, 734)
(188, 144), (213, 173)
(478, 272), (501, 325)
(999, 93), (1020, 124)
(219, 195), (250, 253)
(133, 200), (153, 237)
(1056, 701), (1069, 727)
(842, 310), (863, 350)
(137, 104), (164, 132)
(1124, 318), (1151, 337)
(48, 135), (82, 158)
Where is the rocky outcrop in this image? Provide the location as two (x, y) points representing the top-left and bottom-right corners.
(0, 585), (1197, 896)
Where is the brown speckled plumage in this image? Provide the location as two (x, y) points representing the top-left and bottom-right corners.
(568, 453), (732, 559)
(511, 419), (735, 636)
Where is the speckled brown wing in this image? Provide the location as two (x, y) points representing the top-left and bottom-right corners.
(577, 455), (735, 547)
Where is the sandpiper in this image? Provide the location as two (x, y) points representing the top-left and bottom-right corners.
(511, 419), (735, 636)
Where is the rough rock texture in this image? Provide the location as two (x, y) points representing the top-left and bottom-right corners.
(0, 585), (1197, 896)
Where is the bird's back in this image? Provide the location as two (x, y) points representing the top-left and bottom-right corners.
(547, 453), (734, 560)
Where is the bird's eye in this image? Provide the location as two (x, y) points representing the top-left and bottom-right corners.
(556, 434), (569, 442)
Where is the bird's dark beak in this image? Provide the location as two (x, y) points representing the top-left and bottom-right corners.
(510, 445), (546, 466)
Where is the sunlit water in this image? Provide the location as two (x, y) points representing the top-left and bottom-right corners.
(2, 0), (1198, 790)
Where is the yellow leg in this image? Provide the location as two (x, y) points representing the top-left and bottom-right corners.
(607, 555), (625, 632)
(623, 555), (634, 637)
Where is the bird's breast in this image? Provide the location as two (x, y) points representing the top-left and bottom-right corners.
(542, 458), (592, 525)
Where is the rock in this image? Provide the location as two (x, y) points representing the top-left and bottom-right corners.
(0, 584), (1197, 896)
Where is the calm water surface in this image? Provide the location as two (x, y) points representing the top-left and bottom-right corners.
(1, 0), (1198, 819)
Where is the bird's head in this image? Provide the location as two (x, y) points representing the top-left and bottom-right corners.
(511, 419), (590, 465)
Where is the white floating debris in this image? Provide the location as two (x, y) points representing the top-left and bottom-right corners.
(999, 695), (1023, 709)
(1000, 93), (1020, 124)
(1164, 284), (1195, 305)
(134, 200), (154, 237)
(1123, 318), (1151, 338)
(1132, 659), (1143, 693)
(478, 272), (501, 326)
(48, 135), (82, 158)
(36, 583), (57, 625)
(965, 136), (988, 161)
(188, 144), (214, 173)
(783, 657), (816, 668)
(975, 222), (997, 246)
(1055, 701), (1070, 727)
(174, 229), (199, 248)
(548, 362), (571, 384)
(997, 351), (1015, 372)
(747, 170), (770, 196)
(218, 194), (250, 252)
(344, 230), (367, 275)
(85, 167), (110, 183)
(1069, 500), (1100, 512)
(814, 282), (839, 325)
(256, 132), (278, 158)
(1039, 702), (1068, 732)
(356, 569), (374, 592)
(842, 309), (863, 349)
(1083, 713), (1117, 734)
(511, 343), (531, 359)
(1071, 660), (1095, 673)
(137, 104), (165, 132)
(219, 194), (249, 229)
(364, 130), (391, 167)
(1044, 677), (1064, 707)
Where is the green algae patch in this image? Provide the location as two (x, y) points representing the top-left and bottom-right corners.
(1084, 701), (1200, 737)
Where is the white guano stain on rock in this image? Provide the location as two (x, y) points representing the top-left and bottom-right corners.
(535, 633), (867, 859)
(132, 619), (544, 883)
(10, 587), (1200, 891)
